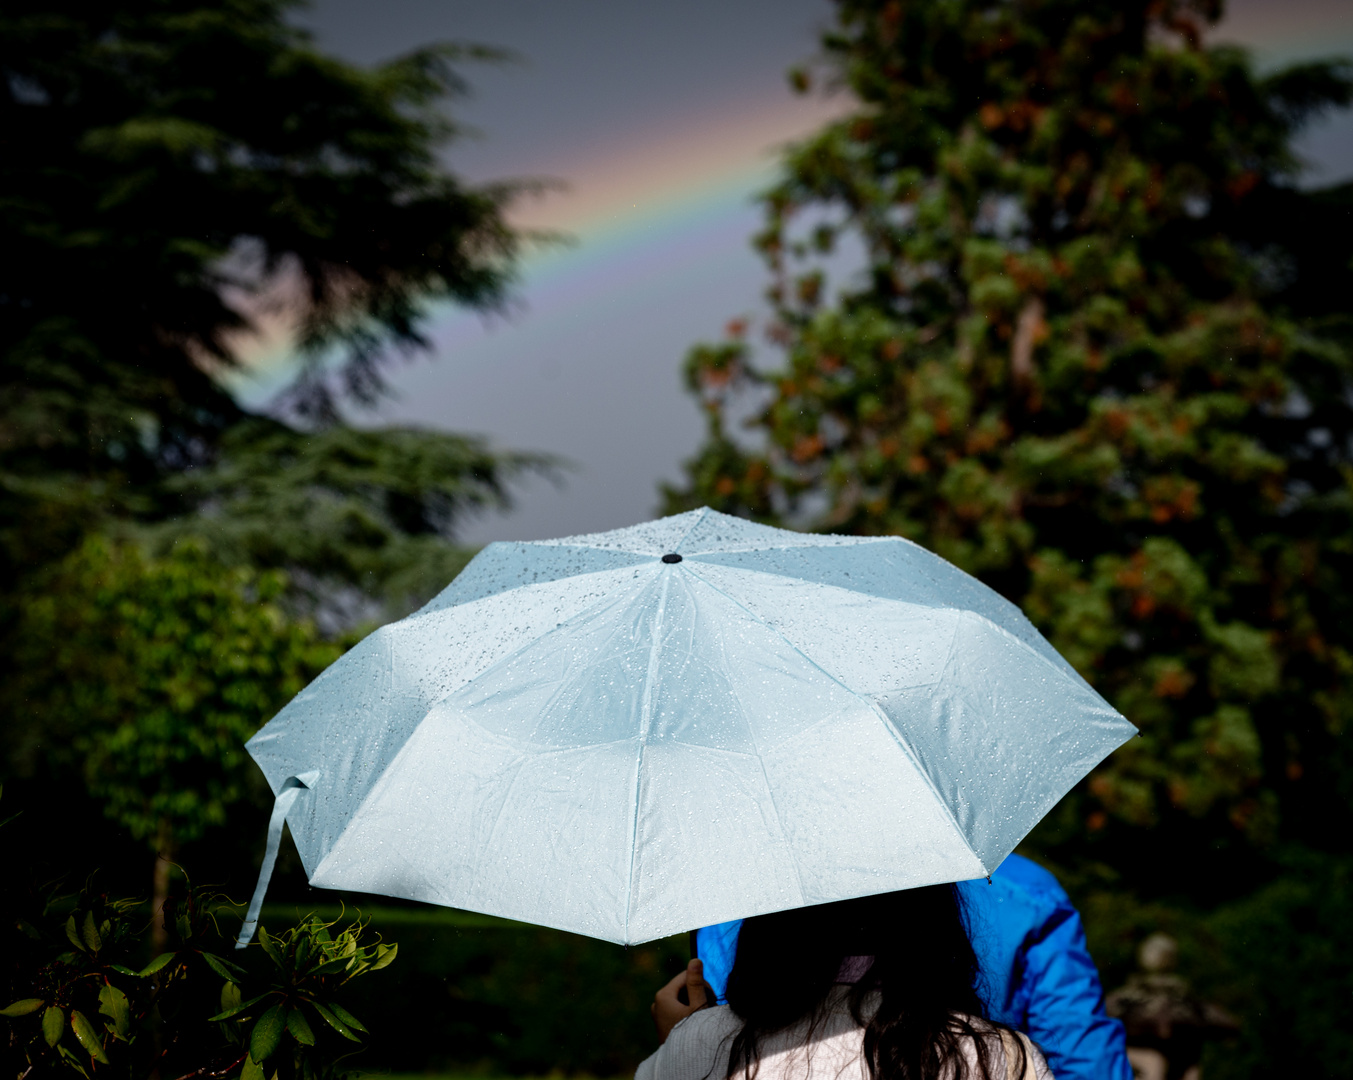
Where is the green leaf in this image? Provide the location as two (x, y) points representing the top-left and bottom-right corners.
(306, 955), (353, 977)
(57, 1042), (91, 1078)
(310, 1001), (361, 1042)
(66, 915), (86, 953)
(286, 1008), (315, 1046)
(257, 927), (285, 970)
(71, 1010), (110, 1064)
(108, 965), (140, 977)
(97, 984), (130, 1039)
(42, 1007), (64, 1046)
(326, 1003), (367, 1034)
(207, 991), (271, 1022)
(249, 1004), (287, 1061)
(82, 911), (102, 953)
(220, 982), (242, 1014)
(138, 951), (176, 977)
(368, 942), (398, 972)
(200, 951), (245, 981)
(0, 998), (45, 1017)
(241, 1054), (264, 1080)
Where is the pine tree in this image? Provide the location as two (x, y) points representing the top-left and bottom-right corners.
(666, 0), (1353, 900)
(0, 0), (551, 912)
(0, 0), (544, 597)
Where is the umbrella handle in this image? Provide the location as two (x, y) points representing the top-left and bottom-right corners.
(235, 772), (318, 949)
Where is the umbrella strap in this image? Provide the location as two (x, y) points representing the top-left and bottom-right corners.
(235, 772), (316, 950)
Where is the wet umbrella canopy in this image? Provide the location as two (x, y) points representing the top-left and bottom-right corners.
(237, 509), (1135, 947)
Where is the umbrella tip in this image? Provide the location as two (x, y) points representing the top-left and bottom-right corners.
(662, 553), (683, 564)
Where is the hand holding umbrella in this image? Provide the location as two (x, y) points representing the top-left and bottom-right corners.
(652, 958), (711, 1043)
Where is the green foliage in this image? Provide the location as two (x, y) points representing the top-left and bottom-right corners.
(667, 0), (1353, 895)
(666, 2), (1353, 1070)
(0, 0), (543, 589)
(1200, 850), (1353, 1079)
(1071, 848), (1353, 1080)
(3, 536), (340, 856)
(148, 418), (554, 623)
(0, 0), (554, 890)
(219, 916), (396, 1075)
(0, 869), (396, 1080)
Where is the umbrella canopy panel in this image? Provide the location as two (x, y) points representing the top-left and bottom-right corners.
(246, 509), (1134, 944)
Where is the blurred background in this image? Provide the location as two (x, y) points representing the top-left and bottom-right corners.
(3, 1), (1353, 1078)
(237, 0), (1353, 544)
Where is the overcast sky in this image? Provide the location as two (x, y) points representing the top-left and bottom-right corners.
(236, 0), (1353, 545)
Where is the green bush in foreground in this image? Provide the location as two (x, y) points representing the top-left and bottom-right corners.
(1, 872), (395, 1080)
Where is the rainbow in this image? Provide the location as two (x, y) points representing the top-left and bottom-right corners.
(223, 90), (847, 405)
(224, 6), (1353, 406)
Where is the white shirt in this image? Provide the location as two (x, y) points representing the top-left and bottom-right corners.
(637, 989), (1054, 1080)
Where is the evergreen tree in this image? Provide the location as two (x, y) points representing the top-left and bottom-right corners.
(0, 0), (545, 598)
(0, 0), (551, 907)
(667, 0), (1353, 908)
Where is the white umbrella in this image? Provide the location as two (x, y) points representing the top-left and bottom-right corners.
(236, 508), (1134, 947)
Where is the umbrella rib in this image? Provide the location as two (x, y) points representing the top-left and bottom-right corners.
(715, 628), (812, 909)
(682, 566), (984, 874)
(302, 581), (644, 888)
(687, 543), (1080, 686)
(686, 537), (916, 595)
(623, 569), (675, 943)
(671, 505), (712, 551)
(424, 583), (636, 715)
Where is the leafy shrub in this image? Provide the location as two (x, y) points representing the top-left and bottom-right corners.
(1, 873), (396, 1080)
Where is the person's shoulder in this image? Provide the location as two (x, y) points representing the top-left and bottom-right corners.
(951, 1017), (1054, 1080)
(1009, 1029), (1055, 1080)
(993, 853), (1070, 903)
(665, 1005), (741, 1058)
(1000, 1028), (1054, 1080)
(640, 1007), (739, 1080)
(958, 857), (1058, 943)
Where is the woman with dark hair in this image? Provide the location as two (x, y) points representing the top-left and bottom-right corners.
(639, 886), (1051, 1080)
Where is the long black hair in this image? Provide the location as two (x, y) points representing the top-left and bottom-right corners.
(722, 885), (1027, 1080)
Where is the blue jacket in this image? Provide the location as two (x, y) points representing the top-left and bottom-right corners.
(694, 855), (1131, 1080)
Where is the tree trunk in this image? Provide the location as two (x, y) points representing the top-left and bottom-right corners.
(150, 819), (173, 956)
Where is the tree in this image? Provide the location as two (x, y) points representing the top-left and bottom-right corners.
(1, 0), (554, 893)
(5, 538), (340, 948)
(0, 0), (545, 594)
(147, 418), (553, 627)
(666, 0), (1353, 999)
